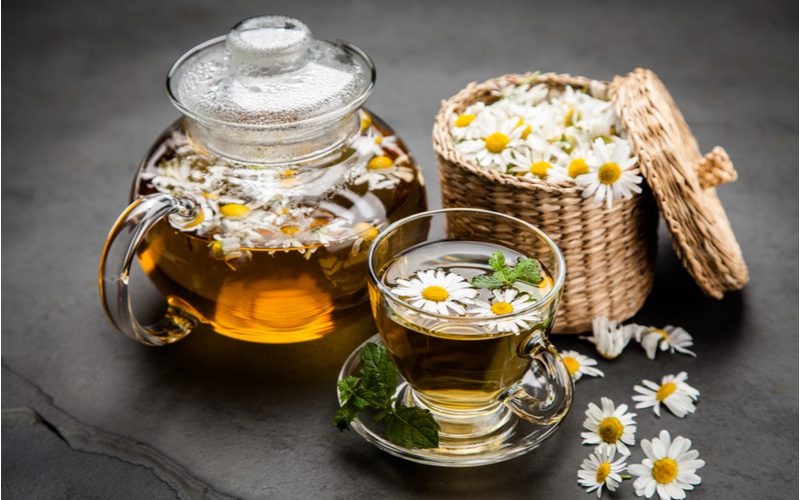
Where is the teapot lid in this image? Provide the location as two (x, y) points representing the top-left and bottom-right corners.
(167, 16), (375, 128)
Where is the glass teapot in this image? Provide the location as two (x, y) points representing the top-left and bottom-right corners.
(99, 16), (427, 346)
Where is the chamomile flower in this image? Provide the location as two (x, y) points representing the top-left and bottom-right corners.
(629, 430), (705, 500)
(352, 154), (416, 191)
(450, 103), (486, 141)
(585, 317), (634, 359)
(455, 110), (525, 170)
(353, 130), (399, 158)
(576, 138), (642, 209)
(392, 270), (478, 315)
(636, 325), (697, 360)
(577, 444), (628, 498)
(466, 288), (538, 334)
(581, 397), (637, 456)
(560, 350), (604, 381)
(497, 82), (549, 106)
(633, 372), (700, 418)
(508, 147), (570, 182)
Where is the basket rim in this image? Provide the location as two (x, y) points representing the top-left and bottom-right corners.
(432, 71), (643, 197)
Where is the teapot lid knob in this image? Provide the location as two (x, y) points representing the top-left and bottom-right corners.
(226, 16), (311, 71)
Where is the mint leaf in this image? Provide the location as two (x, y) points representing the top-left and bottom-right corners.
(471, 274), (505, 289)
(473, 253), (544, 291)
(510, 257), (542, 285)
(360, 343), (398, 402)
(488, 251), (506, 271)
(333, 404), (360, 431)
(337, 376), (361, 404)
(383, 407), (440, 449)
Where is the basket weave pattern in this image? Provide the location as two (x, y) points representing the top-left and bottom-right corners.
(433, 73), (658, 333)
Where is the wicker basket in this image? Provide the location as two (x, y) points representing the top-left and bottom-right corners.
(433, 72), (659, 334)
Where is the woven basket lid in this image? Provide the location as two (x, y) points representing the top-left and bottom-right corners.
(608, 68), (748, 298)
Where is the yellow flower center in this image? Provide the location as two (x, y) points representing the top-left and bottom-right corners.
(209, 240), (225, 258)
(656, 382), (677, 401)
(368, 155), (394, 170)
(280, 225), (301, 235)
(182, 209), (204, 229)
(281, 169), (297, 178)
(454, 114), (476, 127)
(598, 162), (622, 184)
(598, 417), (625, 443)
(491, 302), (514, 315)
(421, 286), (449, 302)
(653, 328), (670, 341)
(514, 118), (533, 139)
(485, 132), (510, 153)
(652, 458), (679, 484)
(360, 112), (372, 131)
(529, 161), (552, 178)
(353, 222), (379, 242)
(374, 136), (383, 144)
(562, 356), (580, 376)
(595, 462), (611, 483)
(220, 204), (250, 218)
(564, 107), (575, 126)
(568, 158), (590, 178)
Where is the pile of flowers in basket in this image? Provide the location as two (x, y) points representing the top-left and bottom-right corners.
(449, 81), (643, 208)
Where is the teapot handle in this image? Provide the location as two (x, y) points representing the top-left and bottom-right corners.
(500, 331), (574, 425)
(98, 193), (200, 346)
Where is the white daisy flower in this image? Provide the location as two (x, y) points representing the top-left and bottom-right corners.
(585, 317), (634, 359)
(629, 430), (705, 500)
(560, 350), (604, 381)
(351, 154), (416, 191)
(575, 138), (642, 209)
(449, 103), (486, 141)
(455, 110), (525, 170)
(466, 288), (538, 334)
(497, 82), (549, 106)
(577, 444), (628, 498)
(508, 147), (570, 182)
(391, 270), (478, 315)
(632, 372), (700, 418)
(635, 325), (697, 360)
(581, 397), (637, 456)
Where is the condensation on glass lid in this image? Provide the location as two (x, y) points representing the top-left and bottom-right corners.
(168, 16), (373, 126)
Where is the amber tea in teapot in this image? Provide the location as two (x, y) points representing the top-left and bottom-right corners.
(100, 16), (426, 345)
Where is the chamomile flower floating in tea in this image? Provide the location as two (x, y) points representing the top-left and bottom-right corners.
(629, 430), (705, 500)
(559, 350), (605, 382)
(581, 397), (638, 456)
(585, 317), (635, 360)
(577, 444), (628, 498)
(447, 79), (640, 207)
(466, 288), (539, 334)
(634, 325), (697, 360)
(575, 138), (643, 209)
(139, 109), (416, 260)
(633, 372), (700, 418)
(391, 270), (478, 315)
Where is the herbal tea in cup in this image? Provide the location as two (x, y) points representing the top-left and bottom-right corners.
(367, 209), (573, 451)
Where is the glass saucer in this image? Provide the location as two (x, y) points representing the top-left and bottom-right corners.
(337, 334), (565, 467)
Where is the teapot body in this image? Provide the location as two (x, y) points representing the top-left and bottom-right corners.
(130, 112), (426, 343)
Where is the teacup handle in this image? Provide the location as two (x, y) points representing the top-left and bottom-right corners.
(501, 332), (574, 425)
(99, 193), (200, 346)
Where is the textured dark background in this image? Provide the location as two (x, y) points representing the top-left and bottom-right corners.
(2, 0), (797, 498)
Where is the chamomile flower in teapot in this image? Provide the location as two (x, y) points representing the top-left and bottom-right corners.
(99, 16), (426, 345)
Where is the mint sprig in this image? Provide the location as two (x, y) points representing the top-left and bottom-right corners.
(470, 251), (543, 290)
(333, 343), (440, 449)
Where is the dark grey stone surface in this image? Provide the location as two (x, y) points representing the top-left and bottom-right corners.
(2, 0), (797, 498)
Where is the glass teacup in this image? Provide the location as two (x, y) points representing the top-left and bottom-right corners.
(367, 208), (572, 453)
